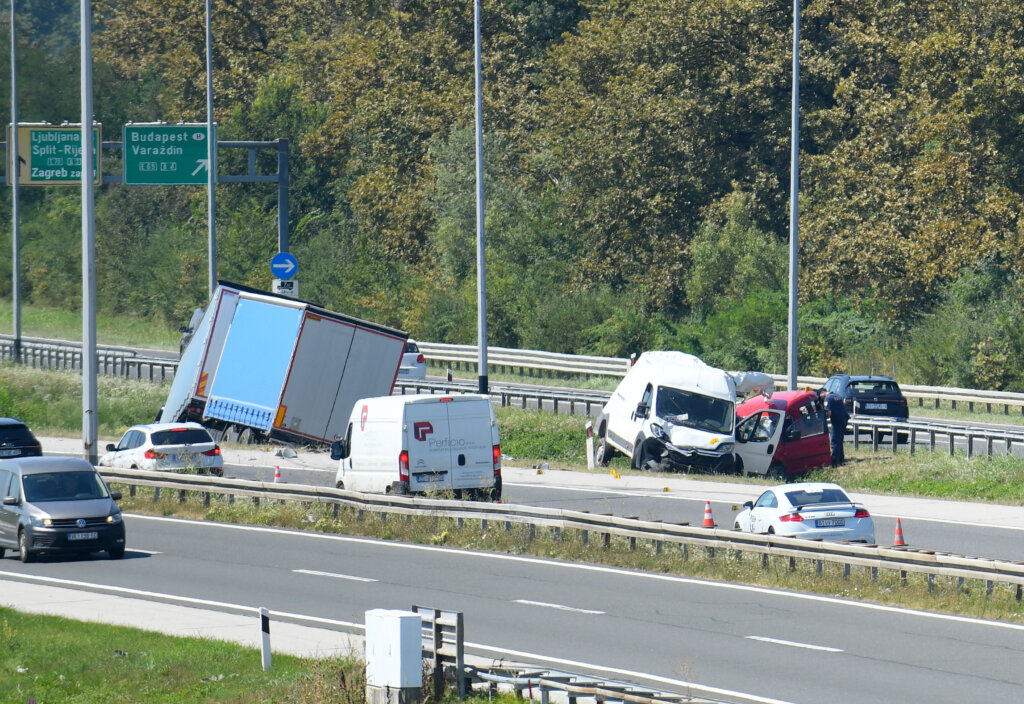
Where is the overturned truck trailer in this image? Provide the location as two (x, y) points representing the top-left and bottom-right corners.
(160, 282), (409, 446)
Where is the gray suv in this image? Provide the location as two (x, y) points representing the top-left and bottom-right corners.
(0, 456), (126, 562)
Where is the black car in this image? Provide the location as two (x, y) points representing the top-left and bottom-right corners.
(0, 418), (43, 459)
(823, 375), (909, 421)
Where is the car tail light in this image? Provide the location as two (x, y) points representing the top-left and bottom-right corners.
(893, 398), (907, 406)
(492, 444), (501, 473)
(779, 512), (804, 522)
(416, 354), (424, 364)
(203, 446), (221, 457)
(854, 508), (870, 518)
(144, 449), (166, 460)
(399, 450), (409, 482)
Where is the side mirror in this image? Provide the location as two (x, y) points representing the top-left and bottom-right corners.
(2, 496), (17, 506)
(178, 325), (188, 333)
(634, 402), (650, 420)
(110, 490), (123, 501)
(330, 440), (348, 461)
(106, 443), (116, 452)
(743, 500), (753, 510)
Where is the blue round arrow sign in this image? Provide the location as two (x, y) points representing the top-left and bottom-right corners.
(270, 251), (299, 280)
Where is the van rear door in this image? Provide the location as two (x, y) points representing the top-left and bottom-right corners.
(445, 398), (495, 491)
(404, 401), (455, 492)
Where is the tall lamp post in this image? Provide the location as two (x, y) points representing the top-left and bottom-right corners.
(474, 0), (487, 394)
(9, 0), (20, 363)
(205, 0), (217, 296)
(786, 0), (801, 392)
(81, 0), (98, 462)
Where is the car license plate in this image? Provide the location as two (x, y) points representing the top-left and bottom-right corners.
(864, 403), (887, 410)
(816, 518), (845, 528)
(68, 531), (98, 541)
(0, 449), (19, 456)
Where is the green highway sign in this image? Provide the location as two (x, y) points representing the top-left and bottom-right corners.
(7, 123), (101, 186)
(122, 123), (216, 185)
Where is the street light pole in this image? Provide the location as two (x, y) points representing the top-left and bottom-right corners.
(786, 0), (800, 392)
(474, 0), (488, 394)
(9, 0), (21, 363)
(81, 0), (98, 463)
(205, 0), (217, 296)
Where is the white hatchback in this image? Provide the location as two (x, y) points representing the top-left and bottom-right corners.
(733, 482), (875, 543)
(397, 339), (427, 379)
(99, 422), (223, 475)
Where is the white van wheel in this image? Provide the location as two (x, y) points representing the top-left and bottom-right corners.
(595, 434), (613, 466)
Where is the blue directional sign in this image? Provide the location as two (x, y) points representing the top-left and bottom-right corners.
(270, 252), (298, 280)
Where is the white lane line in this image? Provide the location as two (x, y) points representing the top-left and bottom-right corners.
(746, 635), (843, 653)
(514, 599), (603, 615)
(293, 569), (377, 582)
(130, 548), (162, 555)
(125, 515), (1024, 632)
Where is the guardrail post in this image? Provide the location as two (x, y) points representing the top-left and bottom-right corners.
(948, 433), (955, 457)
(967, 434), (974, 459)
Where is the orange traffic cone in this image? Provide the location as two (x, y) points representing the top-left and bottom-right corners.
(702, 501), (716, 528)
(893, 517), (906, 546)
(274, 466), (281, 483)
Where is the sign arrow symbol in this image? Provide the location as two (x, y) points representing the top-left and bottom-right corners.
(274, 259), (296, 275)
(192, 158), (210, 176)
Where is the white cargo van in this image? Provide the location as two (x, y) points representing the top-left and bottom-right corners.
(330, 394), (501, 500)
(595, 351), (773, 473)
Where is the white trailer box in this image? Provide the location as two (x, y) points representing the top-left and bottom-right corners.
(331, 394), (501, 500)
(595, 351), (773, 473)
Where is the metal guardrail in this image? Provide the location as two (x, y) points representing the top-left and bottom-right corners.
(100, 468), (1024, 599)
(469, 666), (718, 704)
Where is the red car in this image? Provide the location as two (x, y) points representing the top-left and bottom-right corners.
(734, 390), (832, 479)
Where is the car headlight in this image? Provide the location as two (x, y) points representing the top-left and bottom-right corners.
(106, 512), (122, 525)
(717, 442), (734, 454)
(29, 515), (53, 527)
(650, 423), (667, 440)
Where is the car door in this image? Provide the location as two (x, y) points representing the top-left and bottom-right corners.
(750, 489), (780, 533)
(734, 410), (785, 476)
(776, 402), (831, 473)
(0, 470), (15, 546)
(405, 401), (454, 493)
(111, 430), (143, 468)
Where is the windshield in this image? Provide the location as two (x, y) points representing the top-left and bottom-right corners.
(22, 471), (110, 502)
(656, 386), (734, 434)
(784, 487), (851, 507)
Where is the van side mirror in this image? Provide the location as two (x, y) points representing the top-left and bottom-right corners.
(330, 440), (349, 460)
(634, 401), (650, 420)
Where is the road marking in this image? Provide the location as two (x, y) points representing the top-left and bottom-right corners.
(293, 569), (377, 582)
(514, 599), (603, 615)
(126, 515), (1024, 632)
(0, 573), (796, 704)
(130, 548), (161, 555)
(746, 636), (843, 652)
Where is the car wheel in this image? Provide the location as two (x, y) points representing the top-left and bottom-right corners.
(108, 546), (125, 559)
(595, 434), (613, 467)
(18, 530), (33, 563)
(767, 463), (787, 481)
(767, 526), (776, 536)
(335, 481), (345, 490)
(733, 522), (741, 531)
(0, 547), (5, 559)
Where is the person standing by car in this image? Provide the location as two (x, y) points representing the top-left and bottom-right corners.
(818, 387), (850, 465)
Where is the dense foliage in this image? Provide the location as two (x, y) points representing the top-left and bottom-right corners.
(1, 0), (1023, 389)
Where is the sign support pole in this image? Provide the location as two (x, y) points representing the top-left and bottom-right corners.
(9, 0), (21, 363)
(205, 0), (217, 297)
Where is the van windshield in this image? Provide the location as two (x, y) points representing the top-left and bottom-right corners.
(22, 471), (110, 502)
(656, 387), (734, 434)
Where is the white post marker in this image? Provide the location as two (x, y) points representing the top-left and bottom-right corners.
(585, 420), (595, 469)
(260, 607), (272, 670)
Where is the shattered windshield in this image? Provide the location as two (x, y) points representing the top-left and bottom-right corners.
(656, 386), (734, 434)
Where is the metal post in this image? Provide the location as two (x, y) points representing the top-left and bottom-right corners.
(9, 0), (21, 363)
(277, 138), (289, 252)
(81, 0), (98, 464)
(205, 0), (217, 296)
(474, 0), (487, 394)
(259, 607), (272, 670)
(786, 0), (801, 392)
